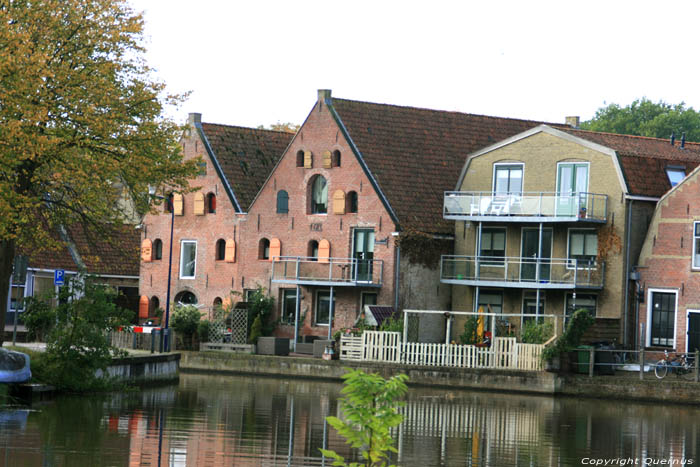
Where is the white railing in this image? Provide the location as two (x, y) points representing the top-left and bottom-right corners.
(271, 256), (383, 286)
(444, 191), (607, 221)
(340, 331), (544, 371)
(441, 255), (605, 288)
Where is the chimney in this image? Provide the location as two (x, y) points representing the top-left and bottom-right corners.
(317, 89), (332, 101)
(565, 116), (580, 128)
(188, 112), (201, 126)
(681, 132), (686, 148)
(671, 132), (675, 146)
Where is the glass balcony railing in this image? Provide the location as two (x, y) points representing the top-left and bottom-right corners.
(271, 256), (383, 287)
(443, 191), (607, 222)
(440, 255), (605, 289)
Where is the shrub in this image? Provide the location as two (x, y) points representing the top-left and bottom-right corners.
(246, 286), (275, 336)
(320, 369), (408, 466)
(23, 276), (133, 391)
(379, 314), (403, 333)
(20, 296), (55, 341)
(170, 304), (203, 350)
(197, 319), (211, 343)
(248, 315), (263, 344)
(521, 320), (554, 344)
(459, 316), (479, 345)
(542, 309), (595, 362)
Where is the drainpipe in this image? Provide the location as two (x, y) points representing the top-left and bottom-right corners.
(536, 222), (543, 322)
(394, 245), (400, 312)
(623, 199), (633, 347)
(328, 286), (335, 340)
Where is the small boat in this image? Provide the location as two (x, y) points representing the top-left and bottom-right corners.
(0, 348), (31, 383)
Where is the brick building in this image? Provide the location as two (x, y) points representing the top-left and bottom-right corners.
(138, 115), (293, 320)
(637, 163), (700, 353)
(445, 125), (700, 346)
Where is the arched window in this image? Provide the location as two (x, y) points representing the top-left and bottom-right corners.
(277, 190), (289, 214)
(216, 239), (226, 260)
(332, 150), (341, 167)
(174, 291), (197, 305)
(153, 239), (163, 260)
(259, 238), (270, 260)
(207, 193), (216, 213)
(213, 297), (223, 310)
(310, 175), (327, 214)
(347, 191), (358, 213)
(296, 150), (304, 167)
(150, 296), (160, 317)
(308, 240), (319, 260)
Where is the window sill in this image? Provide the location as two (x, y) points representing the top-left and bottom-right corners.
(179, 276), (195, 280)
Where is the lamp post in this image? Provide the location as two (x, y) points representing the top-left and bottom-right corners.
(149, 186), (174, 352)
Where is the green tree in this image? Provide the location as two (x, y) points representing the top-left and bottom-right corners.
(581, 98), (700, 142)
(24, 275), (133, 391)
(0, 0), (199, 344)
(170, 304), (203, 350)
(320, 369), (408, 467)
(257, 122), (300, 133)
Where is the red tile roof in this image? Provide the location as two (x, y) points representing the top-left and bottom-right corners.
(24, 225), (140, 276)
(331, 98), (558, 235)
(200, 123), (293, 212)
(563, 129), (700, 198)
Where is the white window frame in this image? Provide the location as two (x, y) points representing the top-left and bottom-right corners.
(492, 162), (524, 195)
(646, 288), (678, 348)
(477, 226), (507, 267)
(555, 161), (590, 194)
(315, 289), (334, 326)
(693, 222), (700, 270)
(566, 227), (598, 270)
(179, 240), (197, 279)
(666, 166), (686, 187)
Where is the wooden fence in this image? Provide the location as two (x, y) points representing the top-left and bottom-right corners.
(340, 331), (544, 371)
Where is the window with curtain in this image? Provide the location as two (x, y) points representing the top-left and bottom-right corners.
(281, 289), (297, 323)
(493, 164), (523, 195)
(180, 241), (197, 278)
(311, 175), (327, 214)
(568, 230), (597, 268)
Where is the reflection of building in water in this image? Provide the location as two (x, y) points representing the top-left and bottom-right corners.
(395, 393), (556, 466)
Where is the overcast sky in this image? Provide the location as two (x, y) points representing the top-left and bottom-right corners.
(128, 0), (700, 129)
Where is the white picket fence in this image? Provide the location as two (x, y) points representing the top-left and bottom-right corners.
(340, 331), (544, 371)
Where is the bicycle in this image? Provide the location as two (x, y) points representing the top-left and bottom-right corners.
(654, 350), (696, 380)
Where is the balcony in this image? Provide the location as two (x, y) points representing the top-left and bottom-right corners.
(440, 255), (605, 289)
(271, 256), (383, 287)
(443, 191), (607, 223)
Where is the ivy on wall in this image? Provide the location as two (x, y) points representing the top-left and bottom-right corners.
(396, 229), (453, 269)
(596, 224), (622, 262)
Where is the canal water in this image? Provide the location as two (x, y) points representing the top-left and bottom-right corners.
(1, 373), (698, 466)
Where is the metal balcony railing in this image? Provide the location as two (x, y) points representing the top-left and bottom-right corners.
(271, 256), (383, 287)
(440, 255), (605, 289)
(443, 191), (608, 222)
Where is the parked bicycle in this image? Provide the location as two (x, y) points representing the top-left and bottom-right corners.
(654, 350), (696, 380)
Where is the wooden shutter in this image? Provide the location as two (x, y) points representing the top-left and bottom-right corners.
(332, 190), (346, 214)
(139, 296), (149, 319)
(304, 151), (313, 169)
(318, 239), (330, 263)
(270, 238), (281, 261)
(173, 193), (184, 216)
(141, 239), (152, 262)
(225, 238), (236, 263)
(194, 192), (205, 215)
(322, 150), (332, 169)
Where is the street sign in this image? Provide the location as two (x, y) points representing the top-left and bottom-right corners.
(54, 269), (65, 286)
(11, 255), (28, 284)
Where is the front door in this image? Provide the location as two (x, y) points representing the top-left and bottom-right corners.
(688, 312), (700, 352)
(520, 229), (552, 282)
(556, 163), (588, 216)
(353, 229), (375, 282)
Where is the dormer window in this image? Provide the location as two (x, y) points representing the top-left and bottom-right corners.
(493, 164), (523, 195)
(666, 166), (686, 187)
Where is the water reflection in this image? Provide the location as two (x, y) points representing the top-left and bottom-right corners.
(0, 374), (698, 466)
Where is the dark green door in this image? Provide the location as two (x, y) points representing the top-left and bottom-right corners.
(353, 229), (375, 282)
(688, 313), (700, 352)
(520, 229), (551, 282)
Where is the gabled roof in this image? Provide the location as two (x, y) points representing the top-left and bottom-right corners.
(561, 129), (700, 198)
(198, 123), (293, 212)
(23, 225), (140, 277)
(329, 97), (558, 235)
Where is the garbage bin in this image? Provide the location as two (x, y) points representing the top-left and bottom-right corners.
(593, 341), (615, 375)
(577, 345), (593, 374)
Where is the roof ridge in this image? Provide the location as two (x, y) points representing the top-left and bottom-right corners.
(568, 127), (700, 147)
(331, 97), (561, 127)
(201, 121), (293, 136)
